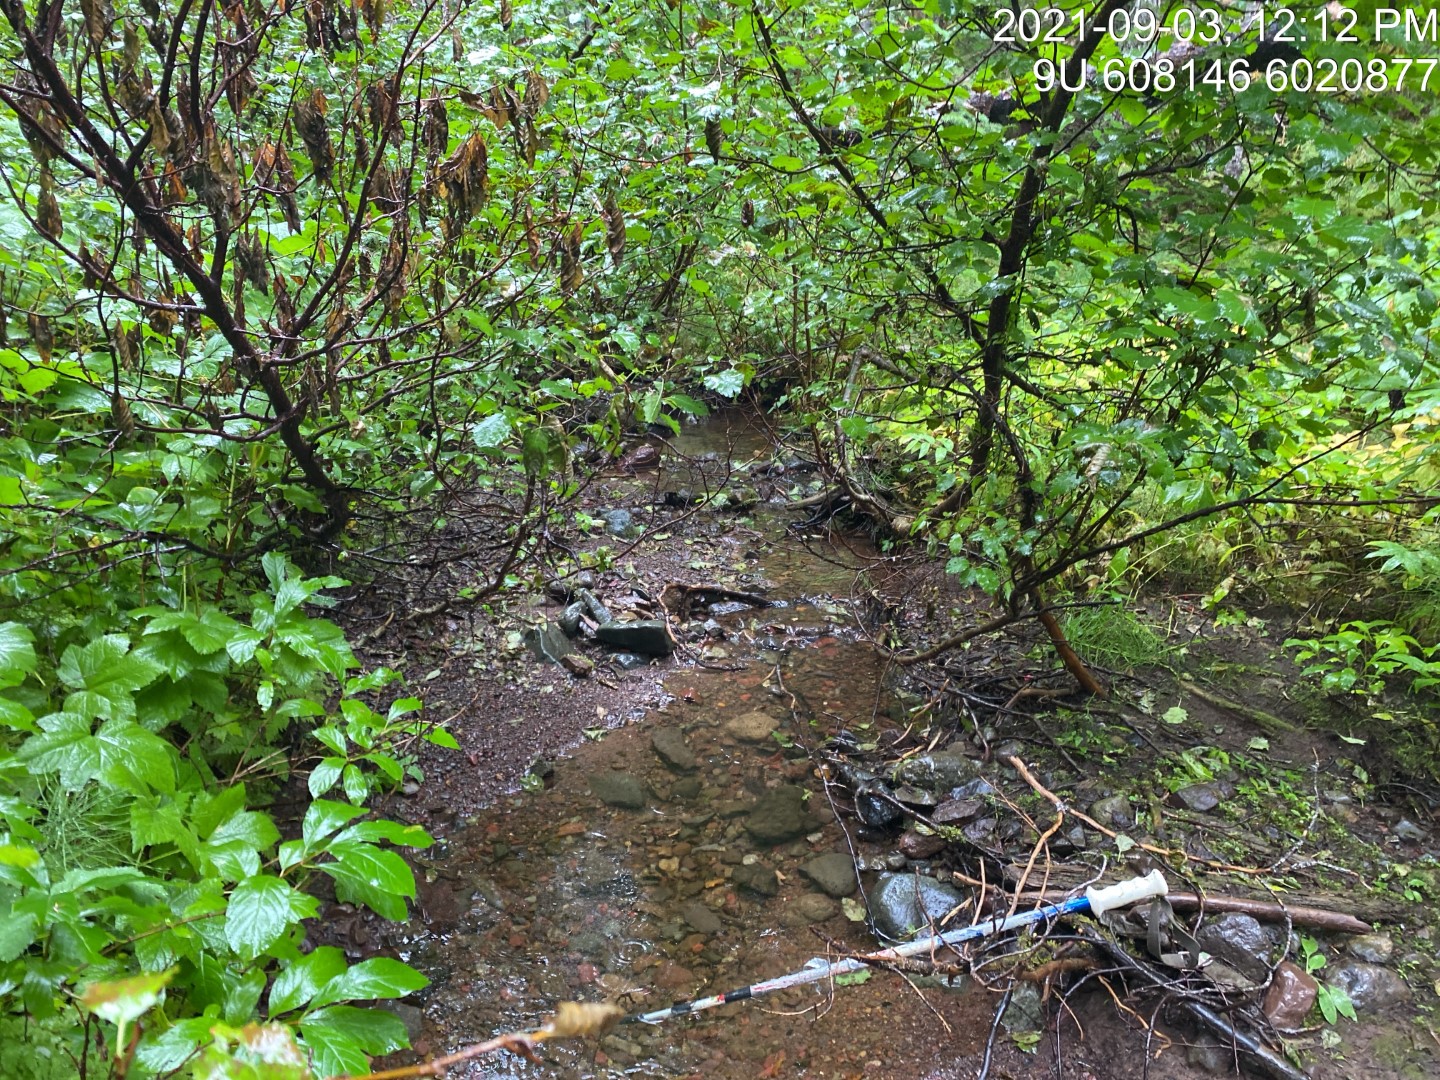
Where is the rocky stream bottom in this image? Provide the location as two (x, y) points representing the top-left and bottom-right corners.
(344, 418), (1438, 1080)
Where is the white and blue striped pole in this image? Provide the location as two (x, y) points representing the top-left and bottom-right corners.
(627, 870), (1168, 1025)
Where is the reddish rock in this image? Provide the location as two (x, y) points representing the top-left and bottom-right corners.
(1263, 961), (1318, 1030)
(898, 830), (946, 859)
(653, 962), (695, 992)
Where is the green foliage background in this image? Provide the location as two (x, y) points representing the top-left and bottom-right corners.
(0, 0), (1437, 1075)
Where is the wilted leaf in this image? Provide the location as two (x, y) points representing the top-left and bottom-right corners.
(539, 1001), (623, 1039)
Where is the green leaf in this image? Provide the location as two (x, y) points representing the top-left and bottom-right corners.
(834, 969), (871, 986)
(319, 841), (415, 921)
(702, 369), (745, 397)
(310, 957), (428, 1009)
(19, 713), (176, 793)
(302, 799), (367, 850)
(269, 946), (349, 1016)
(308, 758), (345, 799)
(226, 875), (319, 958)
(81, 968), (176, 1047)
(0, 908), (37, 961)
(1161, 706), (1188, 726)
(301, 1005), (409, 1078)
(57, 635), (163, 721)
(0, 622), (36, 688)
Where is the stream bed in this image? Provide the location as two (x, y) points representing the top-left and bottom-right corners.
(379, 419), (1021, 1079)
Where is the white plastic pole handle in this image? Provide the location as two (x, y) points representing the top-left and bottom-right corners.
(1084, 869), (1168, 917)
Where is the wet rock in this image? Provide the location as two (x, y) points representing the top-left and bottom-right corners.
(1328, 961), (1411, 1010)
(781, 893), (838, 927)
(1197, 914), (1271, 980)
(1262, 961), (1318, 1029)
(681, 901), (723, 935)
(525, 621), (573, 663)
(1090, 794), (1133, 829)
(1187, 1036), (1234, 1073)
(578, 589), (613, 625)
(590, 771), (647, 810)
(652, 728), (697, 772)
(558, 601), (586, 636)
(1394, 818), (1427, 842)
(951, 777), (995, 799)
(894, 751), (979, 793)
(962, 818), (996, 844)
(744, 786), (811, 844)
(726, 710), (780, 743)
(672, 777), (703, 802)
(1348, 933), (1394, 964)
(800, 853), (858, 898)
(1001, 983), (1046, 1033)
(598, 508), (637, 536)
(932, 797), (984, 824)
(1170, 783), (1221, 813)
(854, 780), (902, 829)
(868, 872), (967, 941)
(892, 785), (938, 809)
(701, 618), (724, 638)
(732, 862), (779, 897)
(560, 654), (594, 677)
(612, 653), (648, 670)
(597, 619), (676, 656)
(993, 740), (1027, 761)
(898, 831), (946, 860)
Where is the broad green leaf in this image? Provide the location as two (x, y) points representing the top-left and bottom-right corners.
(226, 875), (319, 958)
(0, 622), (36, 687)
(319, 841), (414, 921)
(310, 957), (428, 1009)
(269, 946), (348, 1016)
(302, 799), (367, 850)
(57, 636), (163, 721)
(19, 713), (176, 793)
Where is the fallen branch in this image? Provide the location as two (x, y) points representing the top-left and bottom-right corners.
(1015, 890), (1370, 935)
(661, 582), (773, 616)
(337, 1002), (622, 1080)
(1179, 679), (1298, 734)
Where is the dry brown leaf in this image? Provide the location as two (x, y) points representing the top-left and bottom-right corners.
(704, 118), (722, 163)
(500, 0), (513, 30)
(539, 1002), (623, 1040)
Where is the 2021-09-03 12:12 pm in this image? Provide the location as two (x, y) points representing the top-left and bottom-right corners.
(993, 4), (1440, 45)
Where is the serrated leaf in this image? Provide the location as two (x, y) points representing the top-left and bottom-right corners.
(301, 1006), (406, 1078)
(310, 957), (428, 1009)
(19, 713), (176, 793)
(1114, 834), (1136, 854)
(834, 969), (871, 986)
(1161, 705), (1188, 726)
(269, 946), (348, 1015)
(319, 841), (414, 920)
(58, 636), (163, 720)
(0, 621), (36, 687)
(0, 908), (37, 961)
(703, 368), (745, 397)
(841, 896), (867, 922)
(226, 875), (318, 958)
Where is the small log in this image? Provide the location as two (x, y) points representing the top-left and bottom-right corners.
(1014, 889), (1370, 934)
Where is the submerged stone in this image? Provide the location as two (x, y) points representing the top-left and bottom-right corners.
(590, 771), (647, 809)
(800, 853), (858, 898)
(743, 785), (810, 844)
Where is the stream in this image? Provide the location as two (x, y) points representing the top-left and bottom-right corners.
(381, 416), (1015, 1079)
